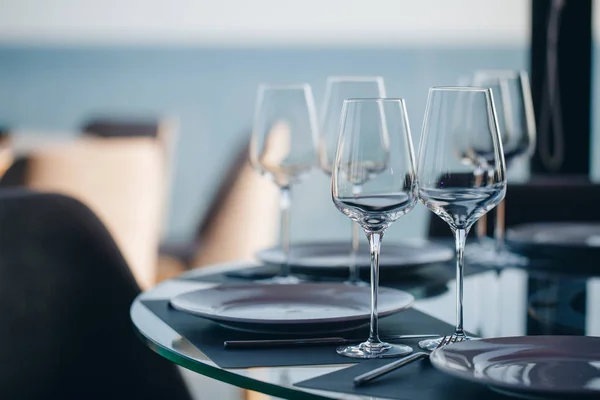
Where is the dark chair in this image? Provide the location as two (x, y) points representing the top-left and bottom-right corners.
(82, 119), (160, 138)
(428, 175), (600, 237)
(0, 189), (192, 400)
(0, 127), (25, 189)
(0, 157), (28, 188)
(159, 135), (279, 274)
(158, 137), (251, 268)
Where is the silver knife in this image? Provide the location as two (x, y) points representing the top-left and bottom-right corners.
(224, 334), (440, 349)
(354, 352), (429, 386)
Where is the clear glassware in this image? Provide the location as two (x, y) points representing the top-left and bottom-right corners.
(469, 70), (536, 266)
(319, 76), (387, 285)
(416, 87), (507, 350)
(332, 98), (418, 358)
(250, 84), (319, 283)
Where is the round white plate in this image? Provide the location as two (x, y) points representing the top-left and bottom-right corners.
(430, 336), (600, 398)
(170, 283), (414, 334)
(256, 240), (453, 272)
(508, 222), (600, 248)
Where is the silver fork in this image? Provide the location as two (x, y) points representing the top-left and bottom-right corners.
(353, 335), (466, 386)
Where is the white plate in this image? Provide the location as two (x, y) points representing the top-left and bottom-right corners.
(430, 336), (600, 398)
(170, 283), (414, 334)
(508, 222), (600, 248)
(256, 239), (453, 272)
(507, 223), (600, 272)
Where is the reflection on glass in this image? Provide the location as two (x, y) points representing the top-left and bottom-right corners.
(332, 98), (417, 358)
(250, 84), (319, 283)
(417, 87), (506, 350)
(319, 76), (386, 285)
(470, 70), (536, 266)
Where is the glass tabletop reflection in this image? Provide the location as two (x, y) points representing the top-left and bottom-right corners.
(130, 258), (600, 400)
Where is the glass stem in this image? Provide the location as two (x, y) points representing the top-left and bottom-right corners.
(349, 222), (360, 282)
(349, 184), (362, 283)
(367, 231), (383, 344)
(475, 215), (487, 244)
(494, 198), (506, 252)
(474, 171), (487, 244)
(454, 228), (467, 337)
(279, 186), (292, 278)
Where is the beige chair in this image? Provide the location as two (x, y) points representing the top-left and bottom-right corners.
(24, 136), (165, 290)
(81, 117), (179, 237)
(192, 145), (280, 267)
(8, 126), (279, 286)
(158, 139), (280, 278)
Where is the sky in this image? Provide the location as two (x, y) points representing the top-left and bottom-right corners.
(0, 0), (529, 47)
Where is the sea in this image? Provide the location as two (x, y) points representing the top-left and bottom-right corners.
(1, 45), (593, 244)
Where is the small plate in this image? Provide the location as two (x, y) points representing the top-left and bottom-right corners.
(170, 283), (414, 334)
(508, 222), (600, 248)
(256, 239), (453, 273)
(430, 336), (600, 398)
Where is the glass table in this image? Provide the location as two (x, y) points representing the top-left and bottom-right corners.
(131, 259), (600, 400)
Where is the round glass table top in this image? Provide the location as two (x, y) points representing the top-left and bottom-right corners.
(131, 260), (600, 400)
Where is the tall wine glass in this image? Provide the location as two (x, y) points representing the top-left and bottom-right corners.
(320, 76), (387, 285)
(471, 70), (536, 266)
(250, 84), (319, 283)
(417, 87), (506, 349)
(332, 98), (417, 358)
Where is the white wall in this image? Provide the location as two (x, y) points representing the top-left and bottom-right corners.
(0, 0), (528, 46)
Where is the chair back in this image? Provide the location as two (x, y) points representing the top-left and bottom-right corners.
(24, 137), (165, 289)
(0, 190), (191, 400)
(191, 139), (280, 267)
(428, 175), (600, 237)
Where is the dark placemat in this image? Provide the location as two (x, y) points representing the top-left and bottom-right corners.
(141, 299), (455, 369)
(189, 263), (456, 301)
(295, 357), (510, 400)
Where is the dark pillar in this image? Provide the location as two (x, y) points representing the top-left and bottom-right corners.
(530, 0), (592, 176)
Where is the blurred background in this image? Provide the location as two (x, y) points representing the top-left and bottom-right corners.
(0, 0), (598, 398)
(0, 0), (535, 247)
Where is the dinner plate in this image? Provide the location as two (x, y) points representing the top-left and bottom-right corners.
(170, 283), (414, 334)
(256, 239), (453, 273)
(430, 336), (600, 398)
(507, 223), (600, 263)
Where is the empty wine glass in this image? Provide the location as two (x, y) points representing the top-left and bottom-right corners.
(470, 70), (536, 267)
(320, 76), (387, 285)
(332, 98), (417, 358)
(416, 87), (506, 350)
(250, 84), (319, 283)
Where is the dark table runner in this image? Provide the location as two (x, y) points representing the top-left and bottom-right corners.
(295, 356), (512, 400)
(141, 299), (456, 369)
(185, 263), (459, 301)
(139, 243), (599, 398)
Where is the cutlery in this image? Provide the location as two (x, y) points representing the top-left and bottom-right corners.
(224, 269), (341, 282)
(224, 334), (440, 349)
(353, 335), (465, 386)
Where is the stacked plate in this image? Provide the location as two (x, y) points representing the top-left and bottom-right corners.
(257, 239), (453, 275)
(170, 239), (446, 335)
(431, 336), (600, 399)
(170, 283), (414, 334)
(507, 222), (600, 272)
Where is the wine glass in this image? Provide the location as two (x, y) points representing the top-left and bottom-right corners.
(416, 87), (507, 349)
(470, 70), (536, 266)
(319, 76), (386, 285)
(250, 84), (319, 283)
(332, 98), (418, 358)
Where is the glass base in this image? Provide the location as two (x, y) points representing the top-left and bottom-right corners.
(464, 240), (494, 259)
(336, 340), (413, 359)
(466, 241), (528, 268)
(476, 249), (528, 268)
(418, 335), (476, 351)
(258, 275), (302, 284)
(344, 279), (369, 287)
